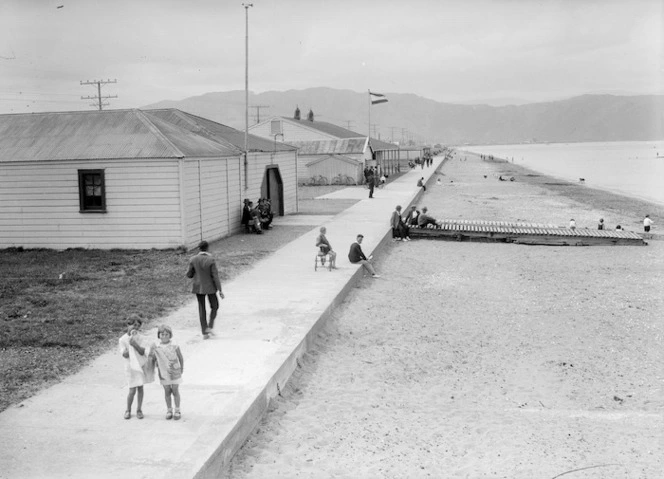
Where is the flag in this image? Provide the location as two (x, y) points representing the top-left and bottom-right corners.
(369, 91), (388, 105)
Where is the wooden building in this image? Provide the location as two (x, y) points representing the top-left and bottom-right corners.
(0, 109), (297, 250)
(250, 115), (399, 184)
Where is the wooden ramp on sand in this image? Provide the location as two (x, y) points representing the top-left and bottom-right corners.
(409, 220), (647, 246)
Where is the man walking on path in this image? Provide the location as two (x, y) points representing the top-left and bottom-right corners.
(643, 215), (654, 233)
(348, 234), (380, 278)
(368, 169), (376, 199)
(186, 240), (225, 339)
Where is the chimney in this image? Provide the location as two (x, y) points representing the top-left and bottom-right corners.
(294, 106), (301, 120)
(307, 109), (314, 122)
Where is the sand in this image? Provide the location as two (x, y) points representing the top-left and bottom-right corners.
(224, 153), (663, 478)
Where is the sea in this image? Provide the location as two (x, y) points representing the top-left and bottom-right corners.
(461, 141), (664, 206)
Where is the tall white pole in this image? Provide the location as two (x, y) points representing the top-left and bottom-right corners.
(367, 89), (371, 138)
(243, 3), (253, 189)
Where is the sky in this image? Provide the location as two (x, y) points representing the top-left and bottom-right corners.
(0, 0), (662, 114)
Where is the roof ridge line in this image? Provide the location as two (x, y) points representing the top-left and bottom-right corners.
(165, 110), (243, 153)
(134, 109), (186, 158)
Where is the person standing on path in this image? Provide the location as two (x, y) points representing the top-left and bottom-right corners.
(348, 234), (380, 278)
(186, 240), (225, 339)
(152, 325), (184, 420)
(390, 205), (410, 241)
(119, 316), (153, 420)
(368, 170), (376, 198)
(643, 215), (654, 233)
(417, 177), (426, 192)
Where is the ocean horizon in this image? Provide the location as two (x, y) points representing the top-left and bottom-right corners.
(462, 140), (664, 207)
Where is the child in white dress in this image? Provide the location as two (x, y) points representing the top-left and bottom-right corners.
(119, 316), (153, 419)
(152, 325), (184, 420)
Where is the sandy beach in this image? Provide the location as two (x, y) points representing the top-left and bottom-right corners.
(224, 153), (663, 478)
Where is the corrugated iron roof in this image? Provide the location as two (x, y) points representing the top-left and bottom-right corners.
(369, 138), (399, 151)
(280, 117), (364, 139)
(288, 139), (367, 155)
(0, 109), (240, 162)
(146, 110), (297, 153)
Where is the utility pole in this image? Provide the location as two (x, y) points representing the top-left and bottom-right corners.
(371, 123), (379, 139)
(344, 120), (355, 130)
(389, 126), (398, 143)
(80, 79), (117, 110)
(250, 104), (269, 124)
(242, 3), (253, 189)
(401, 128), (408, 144)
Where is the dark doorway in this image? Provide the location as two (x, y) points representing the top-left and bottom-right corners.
(261, 166), (284, 216)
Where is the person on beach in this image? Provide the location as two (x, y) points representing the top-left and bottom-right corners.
(404, 205), (420, 226)
(418, 207), (439, 228)
(390, 205), (410, 241)
(643, 215), (654, 232)
(598, 218), (604, 230)
(315, 226), (337, 269)
(569, 219), (576, 230)
(417, 177), (426, 191)
(186, 240), (225, 339)
(119, 315), (153, 420)
(348, 234), (380, 278)
(152, 325), (184, 420)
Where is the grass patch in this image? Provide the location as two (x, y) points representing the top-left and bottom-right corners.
(0, 221), (314, 412)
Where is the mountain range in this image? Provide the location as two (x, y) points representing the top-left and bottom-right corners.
(143, 88), (664, 146)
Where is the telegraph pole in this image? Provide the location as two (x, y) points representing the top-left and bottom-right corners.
(389, 126), (398, 143)
(80, 79), (117, 110)
(250, 104), (269, 124)
(344, 120), (355, 130)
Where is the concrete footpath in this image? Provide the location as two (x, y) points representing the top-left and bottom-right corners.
(0, 160), (443, 479)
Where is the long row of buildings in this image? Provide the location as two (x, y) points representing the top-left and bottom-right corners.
(0, 107), (430, 250)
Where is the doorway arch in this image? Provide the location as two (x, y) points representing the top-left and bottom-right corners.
(261, 165), (284, 216)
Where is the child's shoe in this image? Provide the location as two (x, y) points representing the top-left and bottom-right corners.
(174, 409), (181, 421)
(166, 409), (173, 420)
(136, 410), (144, 420)
(124, 410), (131, 420)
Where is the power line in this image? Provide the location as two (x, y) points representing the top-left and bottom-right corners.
(80, 79), (118, 110)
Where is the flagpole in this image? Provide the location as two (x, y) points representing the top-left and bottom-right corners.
(367, 89), (371, 139)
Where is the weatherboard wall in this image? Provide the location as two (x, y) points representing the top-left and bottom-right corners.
(0, 158), (184, 249)
(241, 151), (298, 216)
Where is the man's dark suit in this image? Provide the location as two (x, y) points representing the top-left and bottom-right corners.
(186, 252), (222, 334)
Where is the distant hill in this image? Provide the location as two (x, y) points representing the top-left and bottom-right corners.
(143, 88), (664, 145)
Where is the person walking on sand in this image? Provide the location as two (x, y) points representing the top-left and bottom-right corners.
(598, 218), (604, 230)
(643, 215), (654, 233)
(119, 315), (153, 420)
(152, 325), (184, 420)
(315, 226), (337, 269)
(186, 240), (225, 339)
(348, 234), (380, 278)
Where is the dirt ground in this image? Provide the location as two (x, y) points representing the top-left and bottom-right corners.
(224, 153), (663, 478)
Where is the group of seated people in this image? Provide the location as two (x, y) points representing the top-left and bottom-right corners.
(390, 204), (440, 240)
(241, 198), (274, 234)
